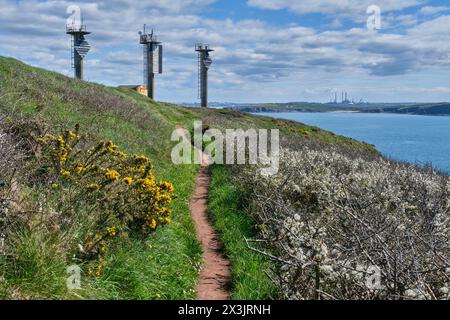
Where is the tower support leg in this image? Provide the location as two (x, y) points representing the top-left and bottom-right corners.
(147, 73), (155, 99)
(200, 52), (208, 108)
(74, 52), (83, 80)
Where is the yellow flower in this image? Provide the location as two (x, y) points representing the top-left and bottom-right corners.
(141, 178), (156, 191)
(105, 169), (120, 182)
(134, 155), (151, 166)
(95, 265), (103, 278)
(95, 140), (106, 151)
(75, 165), (84, 174)
(68, 131), (77, 141)
(105, 141), (118, 153)
(106, 226), (117, 237)
(86, 183), (100, 191)
(147, 218), (157, 230)
(159, 181), (175, 192)
(123, 177), (133, 185)
(61, 170), (71, 178)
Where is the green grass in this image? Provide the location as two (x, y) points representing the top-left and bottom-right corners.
(208, 165), (275, 300)
(0, 56), (377, 300)
(0, 56), (203, 299)
(0, 226), (69, 299)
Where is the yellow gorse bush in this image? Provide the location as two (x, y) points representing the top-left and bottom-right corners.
(37, 126), (175, 275)
(105, 169), (120, 182)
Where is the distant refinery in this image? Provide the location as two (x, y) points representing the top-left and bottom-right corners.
(328, 91), (366, 105)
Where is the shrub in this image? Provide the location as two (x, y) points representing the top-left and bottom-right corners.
(33, 126), (175, 274)
(0, 119), (26, 255)
(235, 145), (450, 300)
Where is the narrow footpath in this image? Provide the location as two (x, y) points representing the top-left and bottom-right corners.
(176, 125), (231, 300)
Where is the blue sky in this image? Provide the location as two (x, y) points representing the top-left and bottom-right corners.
(1, 0), (450, 103)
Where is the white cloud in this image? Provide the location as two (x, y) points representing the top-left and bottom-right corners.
(0, 0), (449, 102)
(247, 0), (423, 17)
(419, 6), (450, 15)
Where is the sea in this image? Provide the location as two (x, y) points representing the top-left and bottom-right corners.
(257, 112), (450, 174)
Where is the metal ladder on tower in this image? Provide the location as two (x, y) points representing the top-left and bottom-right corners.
(197, 52), (201, 100)
(143, 45), (148, 86)
(70, 36), (75, 69)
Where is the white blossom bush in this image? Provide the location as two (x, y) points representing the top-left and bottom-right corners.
(236, 144), (450, 300)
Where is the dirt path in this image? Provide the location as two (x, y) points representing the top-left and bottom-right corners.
(176, 126), (231, 300)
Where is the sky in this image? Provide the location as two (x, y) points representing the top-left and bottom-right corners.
(0, 0), (450, 103)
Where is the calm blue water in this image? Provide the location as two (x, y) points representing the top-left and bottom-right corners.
(258, 112), (450, 173)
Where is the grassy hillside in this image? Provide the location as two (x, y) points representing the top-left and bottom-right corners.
(0, 57), (204, 299)
(365, 103), (450, 115)
(0, 57), (376, 300)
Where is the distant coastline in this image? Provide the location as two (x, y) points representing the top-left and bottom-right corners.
(228, 102), (450, 116)
(247, 110), (450, 174)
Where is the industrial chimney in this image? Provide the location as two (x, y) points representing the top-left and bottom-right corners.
(66, 21), (91, 80)
(195, 44), (214, 108)
(139, 25), (163, 100)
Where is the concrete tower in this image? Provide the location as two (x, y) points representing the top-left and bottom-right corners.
(66, 23), (91, 80)
(195, 44), (214, 108)
(139, 25), (163, 99)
